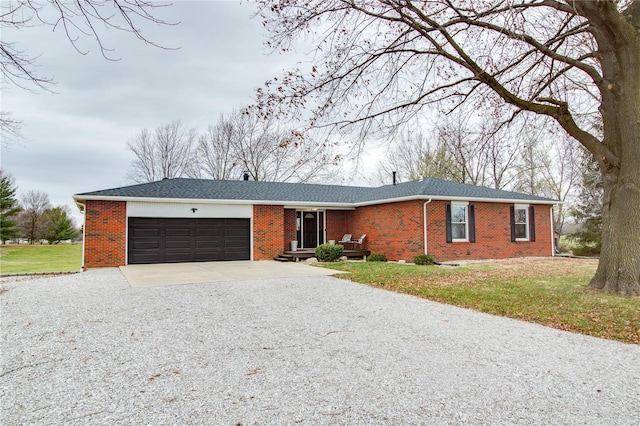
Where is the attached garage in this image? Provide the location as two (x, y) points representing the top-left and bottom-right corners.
(128, 217), (251, 264)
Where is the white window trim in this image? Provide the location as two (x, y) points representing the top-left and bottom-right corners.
(514, 204), (529, 241)
(451, 201), (469, 243)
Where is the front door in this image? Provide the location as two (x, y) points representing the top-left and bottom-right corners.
(296, 211), (325, 249)
(302, 212), (317, 248)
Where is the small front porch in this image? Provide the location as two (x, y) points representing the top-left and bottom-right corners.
(274, 248), (371, 262)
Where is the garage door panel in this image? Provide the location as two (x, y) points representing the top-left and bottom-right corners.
(128, 217), (250, 264)
(195, 238), (226, 250)
(131, 251), (161, 263)
(158, 250), (191, 263)
(165, 239), (192, 249)
(224, 238), (249, 247)
(225, 228), (249, 237)
(196, 228), (222, 237)
(194, 250), (224, 261)
(130, 240), (159, 250)
(132, 217), (163, 226)
(165, 227), (191, 237)
(130, 228), (160, 238)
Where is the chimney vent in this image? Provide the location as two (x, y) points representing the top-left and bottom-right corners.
(243, 171), (250, 181)
(392, 171), (397, 186)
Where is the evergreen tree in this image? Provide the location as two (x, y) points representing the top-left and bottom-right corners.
(41, 207), (79, 244)
(0, 170), (21, 242)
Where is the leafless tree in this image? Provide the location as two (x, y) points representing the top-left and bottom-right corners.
(376, 105), (521, 189)
(1, 1), (172, 135)
(126, 121), (198, 183)
(436, 113), (489, 186)
(195, 119), (239, 180)
(513, 127), (551, 197)
(196, 108), (340, 183)
(374, 130), (452, 185)
(18, 190), (50, 244)
(255, 0), (640, 295)
(542, 137), (582, 236)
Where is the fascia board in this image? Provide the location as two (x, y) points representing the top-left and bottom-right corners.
(73, 194), (560, 208)
(354, 195), (560, 206)
(72, 194), (355, 209)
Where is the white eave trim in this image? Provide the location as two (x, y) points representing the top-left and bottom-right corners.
(354, 195), (560, 207)
(72, 194), (356, 209)
(73, 193), (559, 208)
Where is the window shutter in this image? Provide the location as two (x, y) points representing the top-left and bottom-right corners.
(510, 205), (516, 242)
(529, 206), (536, 242)
(469, 204), (476, 243)
(445, 203), (452, 243)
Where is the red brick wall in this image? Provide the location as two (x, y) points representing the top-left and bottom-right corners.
(84, 200), (126, 268)
(326, 210), (349, 242)
(349, 200), (425, 260)
(284, 209), (297, 252)
(426, 201), (552, 262)
(347, 200), (553, 262)
(253, 205), (285, 260)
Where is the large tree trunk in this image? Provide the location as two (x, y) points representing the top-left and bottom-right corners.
(590, 169), (640, 296)
(586, 3), (640, 296)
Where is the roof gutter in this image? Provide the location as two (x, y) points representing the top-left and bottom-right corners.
(72, 194), (356, 209)
(354, 194), (560, 207)
(73, 193), (560, 208)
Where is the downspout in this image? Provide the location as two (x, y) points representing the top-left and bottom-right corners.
(76, 201), (86, 271)
(423, 198), (432, 254)
(550, 204), (556, 257)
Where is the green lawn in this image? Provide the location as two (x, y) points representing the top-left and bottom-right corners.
(322, 258), (640, 344)
(0, 244), (82, 274)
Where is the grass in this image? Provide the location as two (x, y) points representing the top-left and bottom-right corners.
(322, 258), (640, 345)
(0, 244), (82, 275)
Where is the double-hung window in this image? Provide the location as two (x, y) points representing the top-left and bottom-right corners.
(513, 205), (529, 240)
(450, 202), (468, 242)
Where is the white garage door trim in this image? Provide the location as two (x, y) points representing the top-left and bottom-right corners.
(125, 201), (254, 264)
(127, 201), (252, 218)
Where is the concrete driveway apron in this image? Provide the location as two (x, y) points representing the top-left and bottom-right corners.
(119, 260), (346, 287)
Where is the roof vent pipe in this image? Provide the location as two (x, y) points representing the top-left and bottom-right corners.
(243, 171), (250, 181)
(392, 171), (397, 186)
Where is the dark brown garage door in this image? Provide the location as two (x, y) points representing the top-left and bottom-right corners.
(127, 217), (251, 264)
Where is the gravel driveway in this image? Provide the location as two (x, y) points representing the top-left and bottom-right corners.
(1, 269), (639, 425)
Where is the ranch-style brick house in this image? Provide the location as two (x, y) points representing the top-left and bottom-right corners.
(73, 177), (558, 269)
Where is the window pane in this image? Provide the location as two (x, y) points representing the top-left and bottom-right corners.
(514, 208), (527, 224)
(515, 224), (527, 239)
(452, 206), (466, 223)
(452, 223), (466, 240)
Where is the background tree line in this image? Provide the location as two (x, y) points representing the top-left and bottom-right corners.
(125, 108), (340, 184)
(0, 170), (80, 245)
(372, 109), (600, 253)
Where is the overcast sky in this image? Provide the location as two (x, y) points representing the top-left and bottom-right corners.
(1, 1), (383, 224)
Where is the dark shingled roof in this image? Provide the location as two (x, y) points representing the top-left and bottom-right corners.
(75, 177), (556, 204)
